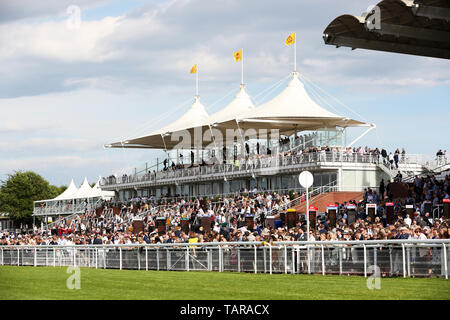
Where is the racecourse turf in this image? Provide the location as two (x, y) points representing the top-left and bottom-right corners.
(0, 266), (448, 300)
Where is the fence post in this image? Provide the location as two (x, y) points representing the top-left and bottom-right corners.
(96, 248), (98, 269)
(145, 247), (148, 271)
(208, 249), (212, 271)
(284, 245), (288, 274)
(119, 247), (122, 270)
(237, 247), (241, 273)
(166, 249), (170, 271)
(156, 248), (160, 271)
(34, 248), (37, 267)
(219, 246), (222, 272)
(186, 246), (189, 272)
(401, 243), (406, 278)
(443, 243), (448, 280)
(73, 247), (76, 267)
(307, 245), (311, 274)
(291, 247), (295, 274)
(321, 245), (325, 276)
(53, 248), (56, 267)
(339, 246), (342, 275)
(0, 248), (2, 266)
(254, 245), (257, 274)
(407, 246), (411, 277)
(263, 247), (267, 273)
(269, 245), (272, 274)
(373, 247), (377, 269)
(363, 244), (367, 278)
(17, 248), (20, 266)
(389, 245), (393, 276)
(137, 248), (141, 270)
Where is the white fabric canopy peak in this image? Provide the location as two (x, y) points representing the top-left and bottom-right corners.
(207, 84), (254, 125)
(157, 95), (209, 135)
(71, 177), (93, 199)
(53, 179), (78, 201)
(239, 72), (341, 120)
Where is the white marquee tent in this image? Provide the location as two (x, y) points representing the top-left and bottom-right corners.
(106, 72), (373, 150)
(35, 177), (115, 205)
(53, 179), (78, 201)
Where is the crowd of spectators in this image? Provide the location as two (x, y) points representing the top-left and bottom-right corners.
(2, 174), (449, 247)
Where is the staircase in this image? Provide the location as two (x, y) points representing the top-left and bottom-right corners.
(377, 162), (398, 179)
(293, 191), (364, 213)
(270, 181), (338, 218)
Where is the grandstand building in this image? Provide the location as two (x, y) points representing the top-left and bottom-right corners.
(99, 71), (447, 201)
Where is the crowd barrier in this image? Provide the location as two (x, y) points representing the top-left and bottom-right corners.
(1, 240), (448, 278)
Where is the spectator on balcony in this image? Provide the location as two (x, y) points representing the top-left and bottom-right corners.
(381, 148), (387, 164)
(388, 152), (394, 169)
(394, 149), (400, 168)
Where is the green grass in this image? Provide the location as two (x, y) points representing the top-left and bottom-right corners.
(0, 266), (449, 300)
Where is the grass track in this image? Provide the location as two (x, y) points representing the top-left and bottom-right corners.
(0, 266), (449, 300)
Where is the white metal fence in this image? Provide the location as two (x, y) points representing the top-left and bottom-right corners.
(1, 240), (448, 278)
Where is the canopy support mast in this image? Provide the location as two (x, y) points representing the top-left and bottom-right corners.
(346, 124), (376, 148)
(235, 119), (256, 179)
(241, 48), (244, 85)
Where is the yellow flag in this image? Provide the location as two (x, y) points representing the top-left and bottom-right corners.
(233, 49), (242, 62)
(190, 64), (197, 74)
(285, 32), (295, 46)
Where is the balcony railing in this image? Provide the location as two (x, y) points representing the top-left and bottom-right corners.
(33, 198), (103, 217)
(100, 152), (447, 188)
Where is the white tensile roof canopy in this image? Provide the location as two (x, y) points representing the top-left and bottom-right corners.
(164, 84), (257, 149)
(225, 72), (368, 136)
(111, 95), (210, 150)
(53, 179), (78, 201)
(207, 84), (255, 125)
(71, 177), (93, 199)
(106, 72), (370, 150)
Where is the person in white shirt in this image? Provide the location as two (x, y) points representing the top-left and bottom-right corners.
(388, 153), (394, 169)
(404, 214), (412, 227)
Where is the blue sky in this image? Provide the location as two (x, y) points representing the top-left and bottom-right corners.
(0, 0), (449, 187)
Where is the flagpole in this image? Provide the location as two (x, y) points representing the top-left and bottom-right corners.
(294, 39), (297, 72)
(196, 65), (199, 96)
(241, 48), (244, 85)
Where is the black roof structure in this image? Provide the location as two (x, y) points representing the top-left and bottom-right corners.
(323, 0), (450, 60)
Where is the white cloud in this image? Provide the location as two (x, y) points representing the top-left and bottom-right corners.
(0, 0), (449, 185)
(1, 0), (448, 100)
(0, 16), (122, 62)
(0, 0), (111, 23)
(0, 137), (99, 154)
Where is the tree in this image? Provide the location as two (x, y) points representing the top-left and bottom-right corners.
(0, 171), (62, 225)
